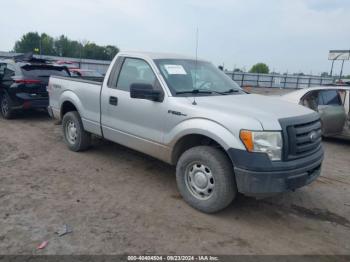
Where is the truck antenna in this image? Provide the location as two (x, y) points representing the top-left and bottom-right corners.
(193, 27), (199, 106)
(195, 27), (199, 63)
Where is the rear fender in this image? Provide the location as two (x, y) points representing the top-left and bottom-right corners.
(59, 90), (84, 119)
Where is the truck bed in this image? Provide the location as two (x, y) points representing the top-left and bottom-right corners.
(71, 76), (104, 83)
(49, 76), (102, 135)
(52, 75), (102, 85)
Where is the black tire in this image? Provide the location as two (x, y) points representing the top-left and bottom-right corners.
(62, 111), (91, 152)
(0, 93), (15, 119)
(176, 146), (237, 213)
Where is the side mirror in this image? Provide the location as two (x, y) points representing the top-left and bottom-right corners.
(130, 83), (163, 102)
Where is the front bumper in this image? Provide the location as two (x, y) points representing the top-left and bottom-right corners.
(228, 147), (324, 197)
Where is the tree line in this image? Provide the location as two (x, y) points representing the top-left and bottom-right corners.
(13, 32), (119, 61)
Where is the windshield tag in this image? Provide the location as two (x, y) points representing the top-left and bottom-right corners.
(164, 65), (187, 75)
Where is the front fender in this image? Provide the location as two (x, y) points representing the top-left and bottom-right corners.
(165, 118), (246, 151)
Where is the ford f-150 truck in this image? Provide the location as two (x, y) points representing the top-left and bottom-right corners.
(48, 52), (324, 213)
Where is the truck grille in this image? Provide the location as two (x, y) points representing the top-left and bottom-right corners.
(279, 113), (322, 161)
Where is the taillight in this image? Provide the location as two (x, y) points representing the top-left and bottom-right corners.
(15, 79), (42, 84)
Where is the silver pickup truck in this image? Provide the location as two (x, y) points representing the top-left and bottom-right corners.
(48, 51), (324, 213)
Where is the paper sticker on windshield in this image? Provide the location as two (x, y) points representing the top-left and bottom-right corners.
(164, 65), (187, 75)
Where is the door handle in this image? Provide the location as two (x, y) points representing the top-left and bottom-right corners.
(109, 96), (118, 106)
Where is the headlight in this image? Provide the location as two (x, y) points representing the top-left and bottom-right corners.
(240, 130), (282, 161)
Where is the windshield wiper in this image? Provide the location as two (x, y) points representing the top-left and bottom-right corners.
(176, 89), (213, 95)
(217, 89), (240, 95)
(176, 89), (240, 96)
(204, 89), (240, 95)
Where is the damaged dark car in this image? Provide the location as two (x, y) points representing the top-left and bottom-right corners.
(0, 53), (70, 119)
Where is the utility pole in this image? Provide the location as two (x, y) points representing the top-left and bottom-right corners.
(39, 34), (42, 58)
(339, 60), (345, 80)
(330, 60), (335, 76)
(79, 41), (83, 69)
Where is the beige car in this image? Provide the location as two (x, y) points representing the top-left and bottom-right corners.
(281, 86), (350, 138)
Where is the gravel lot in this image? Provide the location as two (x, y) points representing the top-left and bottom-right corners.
(0, 107), (349, 255)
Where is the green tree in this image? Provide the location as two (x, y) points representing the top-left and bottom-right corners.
(81, 43), (119, 60)
(14, 32), (56, 55)
(13, 32), (119, 60)
(83, 42), (106, 60)
(14, 32), (41, 54)
(104, 45), (119, 60)
(249, 63), (269, 74)
(54, 35), (82, 58)
(40, 33), (56, 55)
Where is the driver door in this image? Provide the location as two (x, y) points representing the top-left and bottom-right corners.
(317, 90), (346, 136)
(101, 57), (169, 159)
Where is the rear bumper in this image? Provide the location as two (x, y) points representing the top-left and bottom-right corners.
(12, 93), (49, 109)
(228, 147), (324, 197)
(47, 106), (60, 120)
(47, 105), (54, 118)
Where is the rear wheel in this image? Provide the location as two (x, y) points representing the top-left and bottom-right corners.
(62, 111), (91, 152)
(0, 93), (15, 119)
(176, 146), (237, 213)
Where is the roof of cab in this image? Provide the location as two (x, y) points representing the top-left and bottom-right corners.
(117, 51), (207, 61)
(280, 85), (350, 103)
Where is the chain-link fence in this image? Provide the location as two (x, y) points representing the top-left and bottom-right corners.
(225, 72), (334, 89)
(0, 51), (110, 74)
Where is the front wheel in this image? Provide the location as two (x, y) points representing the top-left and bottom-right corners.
(62, 111), (91, 152)
(176, 146), (237, 213)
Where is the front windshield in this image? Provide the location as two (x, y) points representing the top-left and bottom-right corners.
(154, 59), (243, 96)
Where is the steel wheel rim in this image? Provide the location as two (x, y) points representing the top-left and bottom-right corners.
(66, 120), (78, 145)
(185, 162), (215, 200)
(1, 98), (8, 116)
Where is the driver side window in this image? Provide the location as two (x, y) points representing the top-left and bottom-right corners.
(302, 92), (317, 110)
(116, 58), (157, 92)
(318, 90), (342, 106)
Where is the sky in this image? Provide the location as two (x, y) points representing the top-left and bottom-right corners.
(1, 0), (350, 75)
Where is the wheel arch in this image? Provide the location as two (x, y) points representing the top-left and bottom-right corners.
(59, 91), (84, 120)
(167, 119), (244, 165)
(171, 133), (230, 165)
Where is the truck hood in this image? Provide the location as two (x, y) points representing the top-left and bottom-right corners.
(192, 94), (314, 130)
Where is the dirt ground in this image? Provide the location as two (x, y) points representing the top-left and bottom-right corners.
(0, 108), (350, 255)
